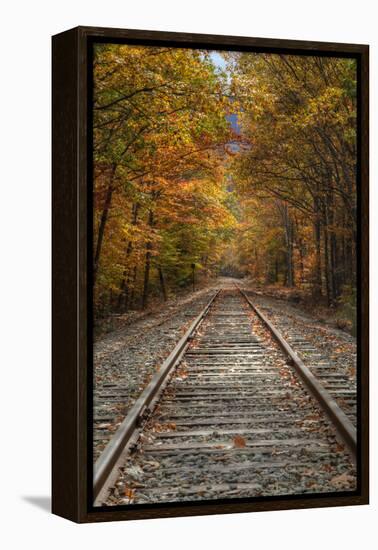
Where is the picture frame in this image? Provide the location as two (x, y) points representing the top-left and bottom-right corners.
(52, 26), (369, 523)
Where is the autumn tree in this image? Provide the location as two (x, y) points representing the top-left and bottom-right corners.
(93, 45), (235, 314)
(229, 53), (357, 305)
(92, 45), (357, 321)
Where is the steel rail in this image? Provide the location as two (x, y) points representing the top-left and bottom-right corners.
(237, 286), (357, 459)
(93, 289), (221, 502)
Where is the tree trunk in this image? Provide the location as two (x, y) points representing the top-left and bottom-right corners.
(128, 266), (138, 310)
(323, 215), (333, 307)
(93, 164), (117, 283)
(340, 212), (347, 289)
(283, 204), (295, 287)
(327, 193), (339, 302)
(117, 242), (132, 310)
(312, 195), (322, 298)
(254, 249), (259, 281)
(117, 203), (139, 310)
(142, 210), (154, 309)
(298, 241), (304, 285)
(294, 214), (304, 285)
(158, 266), (167, 301)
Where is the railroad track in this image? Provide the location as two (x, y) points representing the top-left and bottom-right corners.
(94, 287), (357, 506)
(243, 290), (357, 427)
(92, 290), (218, 462)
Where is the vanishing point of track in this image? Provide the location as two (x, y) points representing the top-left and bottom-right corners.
(94, 285), (357, 505)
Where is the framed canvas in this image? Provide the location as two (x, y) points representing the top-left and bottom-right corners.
(52, 26), (369, 523)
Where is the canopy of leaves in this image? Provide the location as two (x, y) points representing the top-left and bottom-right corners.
(93, 45), (236, 313)
(92, 46), (357, 318)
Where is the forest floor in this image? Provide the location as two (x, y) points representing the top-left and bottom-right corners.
(250, 284), (355, 335)
(93, 277), (356, 461)
(94, 278), (218, 338)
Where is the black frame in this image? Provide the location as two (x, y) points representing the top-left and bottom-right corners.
(52, 26), (369, 523)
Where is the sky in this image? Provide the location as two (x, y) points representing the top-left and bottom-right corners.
(209, 51), (241, 134)
(209, 51), (227, 72)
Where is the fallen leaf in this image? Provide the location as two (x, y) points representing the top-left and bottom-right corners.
(330, 473), (355, 487)
(306, 481), (317, 488)
(124, 487), (135, 499)
(152, 423), (162, 432)
(304, 414), (321, 421)
(233, 435), (247, 448)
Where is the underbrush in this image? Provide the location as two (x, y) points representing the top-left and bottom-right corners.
(336, 286), (357, 336)
(253, 283), (357, 336)
(93, 276), (215, 339)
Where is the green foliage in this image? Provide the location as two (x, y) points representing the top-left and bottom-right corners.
(338, 285), (357, 336)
